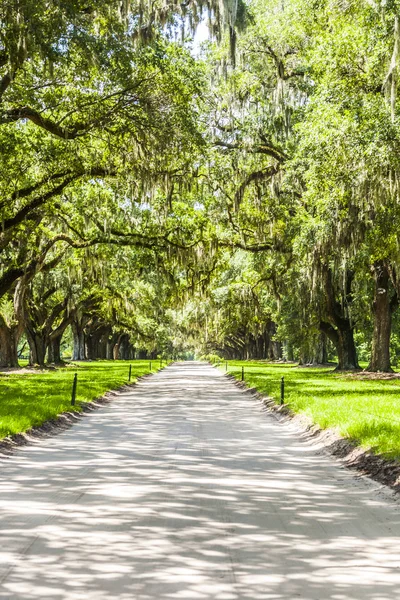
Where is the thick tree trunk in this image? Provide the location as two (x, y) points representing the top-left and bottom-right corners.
(85, 323), (111, 360)
(0, 325), (20, 367)
(106, 341), (114, 359)
(272, 340), (282, 360)
(72, 321), (86, 360)
(97, 328), (110, 359)
(47, 314), (73, 364)
(113, 334), (125, 360)
(368, 261), (398, 372)
(0, 280), (26, 367)
(336, 328), (359, 371)
(320, 266), (360, 370)
(300, 333), (328, 365)
(119, 335), (131, 360)
(298, 350), (309, 366)
(85, 334), (96, 360)
(47, 335), (62, 364)
(106, 332), (119, 360)
(18, 280), (48, 367)
(320, 321), (359, 370)
(26, 329), (47, 367)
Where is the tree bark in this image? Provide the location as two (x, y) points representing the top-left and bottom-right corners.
(72, 320), (86, 360)
(0, 281), (25, 367)
(46, 313), (73, 364)
(119, 334), (131, 360)
(106, 332), (119, 360)
(320, 266), (360, 370)
(320, 321), (359, 370)
(113, 334), (126, 360)
(299, 333), (328, 365)
(97, 327), (111, 359)
(47, 335), (62, 364)
(319, 333), (328, 364)
(85, 323), (112, 360)
(0, 324), (20, 367)
(26, 329), (47, 367)
(368, 261), (398, 372)
(285, 341), (294, 361)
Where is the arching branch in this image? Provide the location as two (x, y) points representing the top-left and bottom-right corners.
(235, 165), (280, 210)
(3, 168), (116, 232)
(214, 140), (286, 162)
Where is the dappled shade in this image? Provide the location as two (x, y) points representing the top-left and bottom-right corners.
(0, 363), (400, 599)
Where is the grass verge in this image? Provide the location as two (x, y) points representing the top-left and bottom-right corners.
(0, 360), (158, 439)
(221, 361), (400, 459)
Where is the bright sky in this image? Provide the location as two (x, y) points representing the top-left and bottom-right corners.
(192, 20), (210, 55)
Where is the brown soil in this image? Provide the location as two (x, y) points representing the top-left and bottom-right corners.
(341, 370), (400, 380)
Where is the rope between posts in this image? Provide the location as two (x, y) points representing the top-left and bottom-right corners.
(284, 394), (400, 426)
(226, 366), (400, 427)
(343, 405), (400, 427)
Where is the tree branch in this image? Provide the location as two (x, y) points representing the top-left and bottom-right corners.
(214, 140), (286, 162)
(235, 165), (280, 209)
(219, 240), (273, 252)
(3, 168), (116, 232)
(1, 106), (88, 139)
(0, 267), (25, 298)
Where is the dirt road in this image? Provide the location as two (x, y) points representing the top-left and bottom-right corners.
(0, 362), (400, 599)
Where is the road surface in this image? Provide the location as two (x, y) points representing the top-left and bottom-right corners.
(0, 362), (400, 599)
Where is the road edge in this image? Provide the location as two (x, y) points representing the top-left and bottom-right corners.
(224, 371), (400, 494)
(0, 372), (155, 459)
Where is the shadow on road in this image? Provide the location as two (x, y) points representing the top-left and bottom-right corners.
(0, 363), (399, 599)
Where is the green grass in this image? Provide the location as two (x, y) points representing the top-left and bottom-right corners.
(0, 360), (159, 439)
(222, 361), (400, 459)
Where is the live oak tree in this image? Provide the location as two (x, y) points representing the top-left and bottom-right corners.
(196, 0), (400, 370)
(289, 0), (400, 370)
(0, 0), (212, 366)
(5, 0), (400, 372)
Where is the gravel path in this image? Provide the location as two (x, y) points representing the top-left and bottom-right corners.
(0, 362), (400, 599)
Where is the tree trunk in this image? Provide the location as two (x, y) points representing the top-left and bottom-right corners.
(106, 341), (114, 359)
(85, 323), (111, 360)
(320, 321), (359, 370)
(97, 328), (110, 359)
(47, 314), (73, 364)
(0, 324), (20, 367)
(301, 333), (328, 365)
(319, 333), (328, 364)
(47, 335), (62, 364)
(26, 329), (47, 367)
(113, 334), (124, 360)
(119, 335), (131, 360)
(320, 266), (360, 370)
(106, 332), (119, 360)
(368, 261), (398, 372)
(336, 328), (358, 371)
(72, 321), (86, 360)
(272, 340), (282, 360)
(85, 334), (96, 360)
(0, 280), (25, 367)
(284, 341), (294, 361)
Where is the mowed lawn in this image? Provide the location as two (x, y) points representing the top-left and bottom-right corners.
(223, 361), (400, 459)
(0, 360), (156, 439)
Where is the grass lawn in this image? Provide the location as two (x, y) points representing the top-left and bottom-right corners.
(221, 361), (400, 459)
(0, 360), (158, 439)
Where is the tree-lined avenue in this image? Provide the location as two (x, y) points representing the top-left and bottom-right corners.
(0, 363), (399, 599)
